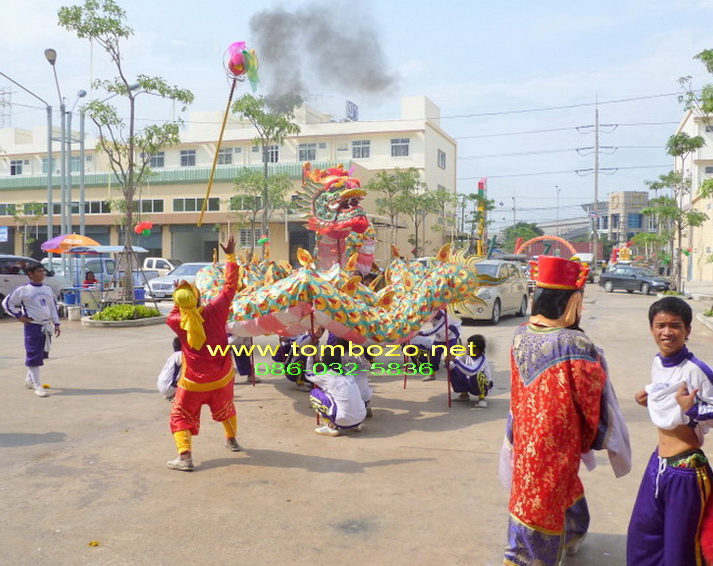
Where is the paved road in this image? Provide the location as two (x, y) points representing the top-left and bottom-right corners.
(0, 287), (712, 566)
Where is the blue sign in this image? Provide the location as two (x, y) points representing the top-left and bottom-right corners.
(345, 100), (359, 121)
(0, 226), (8, 242)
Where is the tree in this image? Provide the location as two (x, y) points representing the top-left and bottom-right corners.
(58, 0), (194, 299)
(394, 182), (447, 258)
(463, 192), (496, 255)
(501, 222), (543, 254)
(229, 168), (290, 260)
(231, 93), (301, 255)
(365, 168), (420, 246)
(12, 202), (44, 257)
(644, 171), (712, 290)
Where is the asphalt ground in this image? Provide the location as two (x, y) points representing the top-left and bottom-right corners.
(1, 286), (712, 566)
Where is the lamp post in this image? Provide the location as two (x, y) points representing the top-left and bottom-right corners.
(0, 69), (53, 257)
(67, 90), (87, 235)
(555, 185), (561, 236)
(44, 48), (69, 240)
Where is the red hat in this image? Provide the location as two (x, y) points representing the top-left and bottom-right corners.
(530, 256), (589, 290)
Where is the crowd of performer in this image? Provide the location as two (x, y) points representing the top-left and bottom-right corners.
(5, 236), (713, 566)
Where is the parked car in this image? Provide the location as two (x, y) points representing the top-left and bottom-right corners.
(453, 259), (529, 324)
(598, 265), (670, 295)
(0, 254), (70, 314)
(144, 262), (211, 300)
(143, 257), (183, 277)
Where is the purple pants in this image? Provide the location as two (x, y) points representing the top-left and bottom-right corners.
(310, 389), (361, 431)
(232, 353), (253, 377)
(504, 496), (589, 566)
(450, 367), (492, 397)
(627, 449), (712, 566)
(24, 323), (48, 367)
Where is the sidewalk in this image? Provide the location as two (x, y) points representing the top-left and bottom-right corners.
(685, 279), (713, 301)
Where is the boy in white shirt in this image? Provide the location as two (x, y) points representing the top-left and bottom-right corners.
(307, 351), (367, 436)
(2, 264), (61, 398)
(627, 296), (713, 565)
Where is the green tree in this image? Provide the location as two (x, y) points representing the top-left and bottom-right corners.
(58, 0), (194, 299)
(12, 202), (44, 257)
(501, 222), (543, 254)
(644, 170), (712, 290)
(395, 183), (448, 258)
(229, 168), (290, 260)
(365, 168), (421, 246)
(231, 93), (301, 255)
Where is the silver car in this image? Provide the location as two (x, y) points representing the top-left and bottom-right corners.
(144, 262), (210, 300)
(454, 260), (529, 324)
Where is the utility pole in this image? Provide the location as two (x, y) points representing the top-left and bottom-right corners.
(555, 185), (561, 236)
(591, 101), (600, 268)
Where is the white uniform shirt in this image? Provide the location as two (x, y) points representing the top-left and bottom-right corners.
(449, 353), (492, 381)
(308, 370), (367, 427)
(2, 283), (60, 325)
(644, 347), (713, 445)
(157, 351), (182, 396)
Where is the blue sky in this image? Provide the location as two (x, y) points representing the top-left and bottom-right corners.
(2, 0), (713, 233)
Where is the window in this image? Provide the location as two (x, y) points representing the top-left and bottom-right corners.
(10, 160), (22, 175)
(0, 204), (17, 216)
(42, 158), (57, 174)
(267, 145), (279, 163)
(87, 201), (112, 214)
(218, 148), (233, 165)
(229, 195), (262, 211)
(70, 156), (82, 173)
(150, 152), (165, 168)
(234, 147), (242, 154)
(601, 216), (608, 230)
(318, 142), (326, 149)
(611, 214), (620, 229)
(180, 150), (196, 167)
(438, 150), (446, 169)
(391, 138), (410, 157)
(706, 125), (713, 133)
(298, 143), (317, 161)
(141, 199), (164, 213)
(352, 140), (370, 159)
(252, 146), (260, 153)
(173, 197), (219, 212)
(239, 228), (264, 248)
(705, 166), (713, 174)
(628, 213), (642, 229)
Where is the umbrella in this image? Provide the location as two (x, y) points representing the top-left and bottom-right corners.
(41, 234), (100, 254)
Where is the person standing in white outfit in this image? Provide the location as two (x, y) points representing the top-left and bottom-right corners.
(2, 264), (61, 398)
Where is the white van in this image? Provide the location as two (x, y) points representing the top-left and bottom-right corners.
(143, 257), (183, 277)
(571, 253), (596, 282)
(1, 255), (70, 313)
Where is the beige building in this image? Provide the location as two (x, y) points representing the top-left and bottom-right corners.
(0, 96), (457, 265)
(672, 110), (713, 282)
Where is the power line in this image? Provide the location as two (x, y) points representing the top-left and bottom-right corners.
(458, 145), (663, 160)
(458, 163), (671, 180)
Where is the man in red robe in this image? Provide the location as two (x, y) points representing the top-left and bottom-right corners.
(166, 235), (240, 472)
(503, 256), (609, 565)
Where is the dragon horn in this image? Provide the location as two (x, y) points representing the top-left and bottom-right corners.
(345, 253), (358, 271)
(435, 243), (451, 262)
(297, 247), (314, 267)
(390, 244), (401, 258)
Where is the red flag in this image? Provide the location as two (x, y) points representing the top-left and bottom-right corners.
(477, 177), (487, 193)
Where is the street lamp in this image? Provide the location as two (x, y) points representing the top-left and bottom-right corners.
(44, 48), (69, 240)
(0, 69), (54, 256)
(67, 90), (87, 235)
(555, 185), (561, 236)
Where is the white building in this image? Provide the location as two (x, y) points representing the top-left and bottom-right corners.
(672, 110), (713, 282)
(0, 96), (457, 265)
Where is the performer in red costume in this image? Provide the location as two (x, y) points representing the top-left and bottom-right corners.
(503, 256), (630, 565)
(166, 235), (240, 472)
